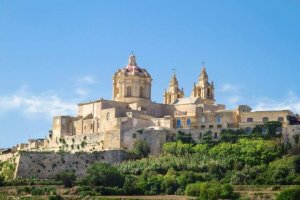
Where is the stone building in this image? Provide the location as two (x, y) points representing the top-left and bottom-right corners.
(2, 54), (298, 157)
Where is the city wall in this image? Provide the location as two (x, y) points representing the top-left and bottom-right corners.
(14, 150), (131, 179)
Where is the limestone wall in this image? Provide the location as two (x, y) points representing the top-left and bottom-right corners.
(15, 150), (130, 179)
(0, 153), (16, 162)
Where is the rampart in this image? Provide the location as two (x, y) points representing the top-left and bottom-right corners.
(14, 150), (131, 179)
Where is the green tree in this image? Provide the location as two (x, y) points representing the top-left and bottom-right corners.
(123, 175), (143, 195)
(82, 162), (124, 188)
(277, 187), (300, 200)
(176, 131), (194, 144)
(132, 139), (151, 158)
(185, 182), (238, 200)
(55, 170), (76, 188)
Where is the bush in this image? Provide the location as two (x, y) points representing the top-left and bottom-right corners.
(161, 175), (178, 194)
(132, 139), (150, 158)
(31, 187), (56, 196)
(185, 182), (238, 200)
(176, 131), (194, 144)
(277, 187), (300, 200)
(81, 162), (124, 188)
(55, 170), (76, 188)
(48, 194), (63, 200)
(94, 186), (124, 195)
(0, 175), (4, 187)
(137, 170), (163, 195)
(123, 175), (143, 195)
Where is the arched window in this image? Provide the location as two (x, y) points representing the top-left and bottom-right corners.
(139, 87), (144, 97)
(201, 125), (206, 129)
(263, 117), (269, 122)
(127, 86), (132, 97)
(247, 118), (253, 122)
(207, 88), (211, 98)
(187, 119), (191, 127)
(106, 112), (110, 121)
(209, 125), (214, 129)
(176, 119), (182, 128)
(197, 88), (201, 97)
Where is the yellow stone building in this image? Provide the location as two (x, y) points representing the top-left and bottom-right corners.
(4, 54), (298, 155)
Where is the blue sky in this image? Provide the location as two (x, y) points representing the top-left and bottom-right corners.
(0, 0), (300, 148)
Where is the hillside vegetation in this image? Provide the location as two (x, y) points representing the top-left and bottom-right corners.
(1, 123), (300, 200)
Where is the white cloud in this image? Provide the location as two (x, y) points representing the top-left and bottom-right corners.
(78, 76), (97, 85)
(253, 92), (300, 114)
(218, 83), (243, 108)
(0, 86), (77, 118)
(219, 84), (240, 93)
(75, 88), (89, 97)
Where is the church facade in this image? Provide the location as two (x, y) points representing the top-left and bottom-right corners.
(4, 54), (298, 156)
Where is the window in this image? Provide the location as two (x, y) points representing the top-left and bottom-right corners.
(199, 132), (202, 138)
(216, 116), (222, 123)
(207, 88), (211, 98)
(209, 125), (214, 129)
(263, 117), (269, 122)
(278, 117), (284, 122)
(176, 119), (182, 128)
(197, 88), (201, 96)
(106, 112), (110, 121)
(187, 119), (191, 127)
(217, 125), (222, 129)
(139, 87), (144, 97)
(201, 117), (205, 123)
(90, 124), (93, 130)
(201, 125), (205, 129)
(126, 86), (132, 97)
(247, 118), (253, 122)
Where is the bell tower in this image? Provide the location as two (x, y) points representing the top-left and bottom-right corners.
(192, 63), (215, 104)
(164, 72), (184, 104)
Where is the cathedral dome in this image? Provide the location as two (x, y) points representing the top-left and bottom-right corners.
(112, 54), (152, 103)
(115, 54), (151, 78)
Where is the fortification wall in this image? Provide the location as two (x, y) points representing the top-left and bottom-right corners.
(15, 150), (130, 179)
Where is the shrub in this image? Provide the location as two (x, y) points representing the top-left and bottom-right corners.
(48, 194), (63, 200)
(123, 175), (143, 195)
(94, 186), (124, 195)
(0, 175), (4, 187)
(132, 139), (150, 158)
(185, 182), (238, 200)
(55, 170), (76, 188)
(176, 131), (194, 144)
(81, 162), (124, 188)
(276, 187), (300, 200)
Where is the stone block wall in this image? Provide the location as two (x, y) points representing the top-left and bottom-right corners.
(15, 150), (130, 179)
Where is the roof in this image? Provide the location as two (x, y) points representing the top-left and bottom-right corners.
(173, 97), (203, 105)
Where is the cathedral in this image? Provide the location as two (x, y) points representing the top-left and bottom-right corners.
(4, 54), (298, 155)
